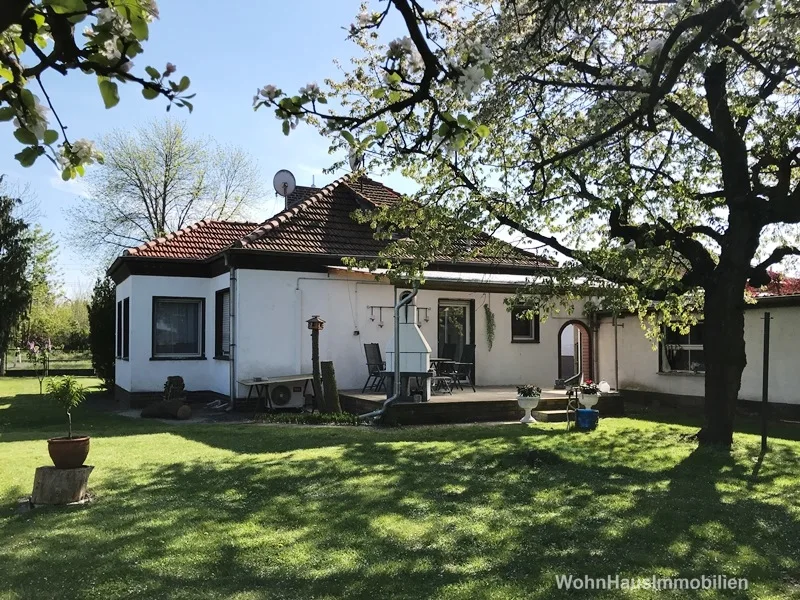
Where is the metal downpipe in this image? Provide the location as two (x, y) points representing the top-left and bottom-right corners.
(359, 284), (419, 422)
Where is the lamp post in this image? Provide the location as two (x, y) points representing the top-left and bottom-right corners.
(307, 315), (325, 411)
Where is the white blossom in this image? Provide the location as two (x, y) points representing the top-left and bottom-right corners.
(260, 84), (280, 100)
(647, 37), (665, 56)
(141, 0), (159, 22)
(387, 36), (414, 60)
(13, 95), (49, 139)
(299, 82), (320, 97)
(165, 62), (177, 75)
(100, 38), (122, 61)
(458, 64), (486, 98)
(96, 8), (117, 25)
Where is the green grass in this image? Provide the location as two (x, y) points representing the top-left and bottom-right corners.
(1, 377), (800, 599)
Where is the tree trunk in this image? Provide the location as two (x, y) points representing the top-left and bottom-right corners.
(699, 277), (747, 447)
(311, 330), (323, 412)
(31, 466), (93, 505)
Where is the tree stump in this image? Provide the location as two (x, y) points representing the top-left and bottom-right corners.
(140, 400), (191, 419)
(321, 361), (341, 413)
(31, 466), (93, 505)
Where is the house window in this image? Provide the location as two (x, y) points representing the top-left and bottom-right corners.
(152, 297), (205, 359)
(116, 298), (129, 359)
(215, 289), (230, 358)
(116, 301), (123, 358)
(661, 323), (704, 373)
(122, 298), (129, 359)
(511, 307), (540, 343)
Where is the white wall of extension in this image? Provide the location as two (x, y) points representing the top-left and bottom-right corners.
(116, 268), (593, 397)
(595, 306), (800, 405)
(115, 273), (231, 395)
(234, 269), (588, 395)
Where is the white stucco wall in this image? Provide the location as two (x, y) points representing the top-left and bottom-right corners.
(596, 306), (800, 405)
(118, 266), (596, 397)
(234, 269), (590, 395)
(115, 273), (231, 395)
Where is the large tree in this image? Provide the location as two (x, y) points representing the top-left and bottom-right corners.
(67, 119), (264, 254)
(0, 193), (33, 375)
(0, 1), (192, 179)
(19, 225), (62, 341)
(255, 0), (800, 446)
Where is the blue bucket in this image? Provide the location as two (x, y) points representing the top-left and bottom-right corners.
(576, 408), (599, 431)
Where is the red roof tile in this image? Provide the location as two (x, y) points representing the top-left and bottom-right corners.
(124, 220), (259, 259)
(121, 175), (552, 270)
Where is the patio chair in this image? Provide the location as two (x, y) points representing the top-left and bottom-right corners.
(362, 343), (386, 393)
(439, 343), (457, 360)
(450, 344), (476, 392)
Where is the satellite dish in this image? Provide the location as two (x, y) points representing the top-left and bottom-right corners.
(348, 149), (364, 172)
(273, 169), (296, 198)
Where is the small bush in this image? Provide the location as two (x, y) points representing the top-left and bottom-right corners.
(88, 277), (115, 390)
(255, 411), (362, 426)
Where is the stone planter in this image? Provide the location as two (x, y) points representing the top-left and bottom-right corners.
(581, 393), (599, 410)
(517, 395), (541, 423)
(47, 436), (90, 469)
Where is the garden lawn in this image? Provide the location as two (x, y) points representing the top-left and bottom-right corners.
(1, 377), (800, 600)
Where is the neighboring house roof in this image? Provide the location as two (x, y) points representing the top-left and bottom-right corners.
(114, 174), (551, 273)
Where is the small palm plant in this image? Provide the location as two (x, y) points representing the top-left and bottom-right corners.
(47, 376), (86, 438)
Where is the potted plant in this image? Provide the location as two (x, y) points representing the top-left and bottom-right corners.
(46, 376), (90, 469)
(516, 384), (542, 423)
(579, 379), (600, 409)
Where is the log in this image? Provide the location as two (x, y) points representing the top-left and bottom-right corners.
(140, 400), (191, 419)
(31, 466), (93, 505)
(321, 361), (341, 413)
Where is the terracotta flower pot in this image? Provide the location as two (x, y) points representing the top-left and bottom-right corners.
(48, 436), (90, 469)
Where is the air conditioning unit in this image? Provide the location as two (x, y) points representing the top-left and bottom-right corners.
(268, 382), (307, 410)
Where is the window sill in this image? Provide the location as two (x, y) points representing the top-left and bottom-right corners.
(150, 356), (207, 361)
(213, 355), (230, 361)
(511, 339), (540, 344)
(116, 357), (129, 362)
(658, 371), (705, 377)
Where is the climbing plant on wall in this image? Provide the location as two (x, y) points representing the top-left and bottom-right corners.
(483, 303), (495, 352)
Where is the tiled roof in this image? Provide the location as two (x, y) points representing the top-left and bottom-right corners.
(235, 175), (389, 255)
(124, 220), (259, 259)
(121, 174), (552, 270)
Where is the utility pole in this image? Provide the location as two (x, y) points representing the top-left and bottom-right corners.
(761, 311), (772, 453)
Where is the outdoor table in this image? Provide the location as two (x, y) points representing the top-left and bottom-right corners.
(238, 373), (314, 415)
(430, 357), (455, 375)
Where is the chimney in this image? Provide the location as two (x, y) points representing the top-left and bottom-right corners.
(385, 291), (432, 399)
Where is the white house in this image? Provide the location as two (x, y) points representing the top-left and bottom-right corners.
(594, 298), (800, 418)
(108, 175), (596, 409)
(108, 173), (800, 418)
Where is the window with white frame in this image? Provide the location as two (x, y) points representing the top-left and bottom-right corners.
(660, 323), (704, 373)
(152, 297), (205, 358)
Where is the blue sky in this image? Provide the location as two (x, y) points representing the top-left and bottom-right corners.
(0, 1), (411, 297)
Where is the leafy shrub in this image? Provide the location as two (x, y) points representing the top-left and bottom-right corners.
(88, 277), (115, 390)
(255, 411), (362, 426)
